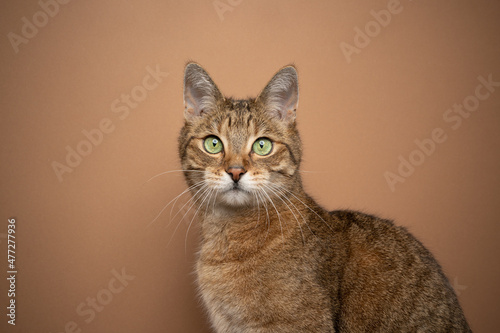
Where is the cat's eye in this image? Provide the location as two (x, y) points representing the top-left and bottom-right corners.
(252, 138), (273, 156)
(204, 136), (223, 154)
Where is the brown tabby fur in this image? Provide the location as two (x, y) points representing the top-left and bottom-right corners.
(178, 63), (471, 332)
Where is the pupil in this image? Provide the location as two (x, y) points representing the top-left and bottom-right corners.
(259, 141), (264, 148)
(212, 139), (217, 147)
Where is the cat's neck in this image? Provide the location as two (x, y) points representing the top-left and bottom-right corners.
(196, 183), (319, 263)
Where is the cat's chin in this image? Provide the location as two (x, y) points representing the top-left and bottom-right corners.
(219, 188), (253, 207)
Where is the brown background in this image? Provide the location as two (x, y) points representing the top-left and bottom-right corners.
(1, 0), (499, 332)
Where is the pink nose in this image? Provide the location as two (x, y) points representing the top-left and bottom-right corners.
(226, 167), (246, 182)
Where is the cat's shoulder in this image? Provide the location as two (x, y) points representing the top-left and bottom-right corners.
(326, 209), (429, 254)
(328, 209), (394, 228)
(327, 209), (414, 240)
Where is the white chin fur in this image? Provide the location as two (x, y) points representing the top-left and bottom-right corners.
(208, 173), (259, 207)
(221, 189), (252, 206)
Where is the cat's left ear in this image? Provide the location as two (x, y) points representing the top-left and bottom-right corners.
(183, 62), (222, 121)
(256, 65), (299, 123)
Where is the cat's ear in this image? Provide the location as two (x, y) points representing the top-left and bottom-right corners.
(257, 66), (299, 122)
(183, 63), (222, 121)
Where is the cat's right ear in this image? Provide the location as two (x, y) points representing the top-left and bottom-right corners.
(183, 63), (222, 121)
(256, 65), (299, 123)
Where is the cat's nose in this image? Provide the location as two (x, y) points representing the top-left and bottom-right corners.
(226, 167), (246, 183)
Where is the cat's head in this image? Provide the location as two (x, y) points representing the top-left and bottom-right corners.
(178, 63), (302, 209)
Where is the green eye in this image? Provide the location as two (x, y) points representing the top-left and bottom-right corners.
(252, 138), (273, 156)
(204, 136), (223, 154)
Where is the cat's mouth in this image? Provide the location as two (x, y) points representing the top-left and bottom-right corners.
(221, 184), (252, 206)
(227, 186), (248, 195)
(231, 183), (244, 191)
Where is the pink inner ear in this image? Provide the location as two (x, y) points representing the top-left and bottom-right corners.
(183, 66), (221, 120)
(184, 84), (209, 119)
(257, 66), (299, 122)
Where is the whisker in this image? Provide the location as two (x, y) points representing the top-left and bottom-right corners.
(165, 185), (209, 248)
(147, 180), (206, 228)
(143, 169), (207, 185)
(257, 188), (271, 241)
(252, 190), (262, 229)
(260, 187), (285, 244)
(273, 184), (334, 232)
(264, 184), (306, 245)
(203, 186), (217, 220)
(167, 185), (207, 235)
(211, 189), (219, 215)
(172, 185), (209, 225)
(184, 186), (214, 254)
(267, 183), (316, 239)
(298, 170), (318, 174)
(169, 181), (206, 219)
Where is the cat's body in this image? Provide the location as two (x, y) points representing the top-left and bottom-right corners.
(178, 63), (471, 332)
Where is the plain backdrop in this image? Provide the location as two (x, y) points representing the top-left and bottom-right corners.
(1, 0), (499, 332)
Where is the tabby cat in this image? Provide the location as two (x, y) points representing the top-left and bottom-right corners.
(178, 63), (471, 332)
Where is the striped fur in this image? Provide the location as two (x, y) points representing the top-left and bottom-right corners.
(177, 63), (471, 332)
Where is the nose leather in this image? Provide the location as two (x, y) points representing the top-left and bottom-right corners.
(226, 167), (246, 183)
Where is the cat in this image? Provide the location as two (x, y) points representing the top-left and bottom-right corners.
(177, 62), (471, 332)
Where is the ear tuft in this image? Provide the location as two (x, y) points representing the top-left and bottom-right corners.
(183, 63), (221, 121)
(257, 66), (299, 122)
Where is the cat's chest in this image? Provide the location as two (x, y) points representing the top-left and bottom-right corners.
(197, 256), (287, 330)
(197, 257), (268, 313)
(196, 241), (331, 331)
(197, 244), (281, 304)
